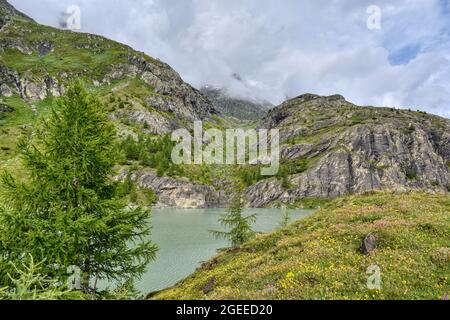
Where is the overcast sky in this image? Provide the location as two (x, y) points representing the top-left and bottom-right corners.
(9, 0), (450, 117)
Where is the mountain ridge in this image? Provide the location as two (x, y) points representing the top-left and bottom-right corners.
(242, 94), (449, 207)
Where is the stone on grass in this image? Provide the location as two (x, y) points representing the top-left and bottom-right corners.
(202, 277), (216, 294)
(360, 233), (378, 255)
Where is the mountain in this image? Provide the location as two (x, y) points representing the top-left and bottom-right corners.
(243, 94), (449, 207)
(0, 0), (218, 138)
(1, 1), (448, 210)
(152, 190), (450, 300)
(200, 85), (272, 121)
(0, 1), (233, 210)
(0, 1), (227, 209)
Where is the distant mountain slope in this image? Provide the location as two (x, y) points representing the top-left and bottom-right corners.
(200, 85), (272, 121)
(243, 94), (449, 207)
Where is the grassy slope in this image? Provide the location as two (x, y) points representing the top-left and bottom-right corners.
(0, 15), (159, 79)
(154, 191), (449, 300)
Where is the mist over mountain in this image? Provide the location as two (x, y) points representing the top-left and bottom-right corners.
(200, 85), (273, 121)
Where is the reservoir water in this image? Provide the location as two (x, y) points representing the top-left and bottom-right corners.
(111, 208), (314, 294)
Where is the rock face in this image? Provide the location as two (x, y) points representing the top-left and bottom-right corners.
(0, 65), (65, 100)
(244, 94), (450, 207)
(128, 56), (217, 122)
(119, 169), (228, 209)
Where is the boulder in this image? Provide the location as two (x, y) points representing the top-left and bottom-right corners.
(0, 83), (12, 97)
(360, 233), (378, 255)
(202, 277), (216, 295)
(38, 40), (53, 55)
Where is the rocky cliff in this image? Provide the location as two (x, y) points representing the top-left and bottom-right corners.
(117, 169), (228, 209)
(244, 94), (449, 207)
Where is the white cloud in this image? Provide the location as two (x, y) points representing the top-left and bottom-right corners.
(9, 0), (450, 117)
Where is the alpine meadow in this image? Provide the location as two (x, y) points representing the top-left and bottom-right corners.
(0, 0), (448, 303)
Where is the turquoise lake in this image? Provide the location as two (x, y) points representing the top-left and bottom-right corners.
(107, 208), (314, 294)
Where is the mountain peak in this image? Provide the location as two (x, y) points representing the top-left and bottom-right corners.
(289, 93), (347, 104)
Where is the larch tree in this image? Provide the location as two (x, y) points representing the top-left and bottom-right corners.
(211, 191), (256, 248)
(0, 81), (157, 293)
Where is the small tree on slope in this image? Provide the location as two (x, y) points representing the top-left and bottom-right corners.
(211, 193), (256, 248)
(0, 81), (157, 293)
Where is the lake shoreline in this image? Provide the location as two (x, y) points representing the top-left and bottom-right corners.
(129, 208), (315, 294)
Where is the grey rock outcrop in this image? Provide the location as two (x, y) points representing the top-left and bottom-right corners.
(360, 233), (378, 255)
(0, 38), (33, 54)
(118, 169), (228, 209)
(127, 55), (218, 122)
(0, 83), (12, 97)
(139, 172), (227, 209)
(0, 65), (65, 101)
(244, 94), (450, 207)
(37, 40), (53, 56)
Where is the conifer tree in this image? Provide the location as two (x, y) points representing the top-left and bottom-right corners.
(279, 208), (291, 228)
(0, 81), (157, 292)
(211, 192), (256, 248)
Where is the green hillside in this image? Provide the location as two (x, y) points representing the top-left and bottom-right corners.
(153, 191), (449, 300)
